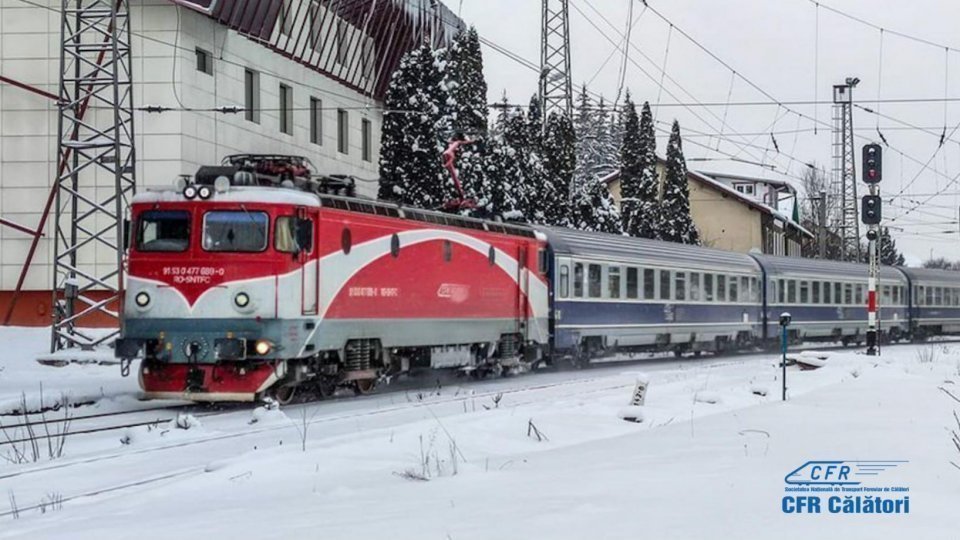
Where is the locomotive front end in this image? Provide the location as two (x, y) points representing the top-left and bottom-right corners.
(117, 168), (319, 401)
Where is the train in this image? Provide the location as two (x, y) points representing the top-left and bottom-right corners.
(115, 155), (960, 402)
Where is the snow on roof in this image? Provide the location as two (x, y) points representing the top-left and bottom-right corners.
(699, 170), (797, 192)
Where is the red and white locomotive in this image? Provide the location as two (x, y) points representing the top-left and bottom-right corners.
(116, 155), (549, 402)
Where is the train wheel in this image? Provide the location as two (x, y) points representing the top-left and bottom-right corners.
(272, 384), (298, 405)
(354, 379), (376, 395)
(315, 377), (337, 400)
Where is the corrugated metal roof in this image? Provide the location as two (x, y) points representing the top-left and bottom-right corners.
(750, 253), (907, 282)
(896, 266), (960, 285)
(537, 226), (761, 273)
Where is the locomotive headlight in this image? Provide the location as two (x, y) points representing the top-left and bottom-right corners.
(254, 339), (272, 356)
(134, 292), (151, 307)
(234, 292), (250, 308)
(183, 185), (198, 199)
(197, 185), (213, 200)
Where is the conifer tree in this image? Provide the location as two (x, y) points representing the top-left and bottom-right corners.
(570, 86), (621, 233)
(541, 112), (577, 226)
(377, 44), (450, 208)
(620, 97), (660, 239)
(879, 227), (906, 266)
(660, 120), (700, 244)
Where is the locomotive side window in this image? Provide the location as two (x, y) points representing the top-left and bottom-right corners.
(202, 211), (268, 252)
(608, 266), (621, 299)
(137, 210), (190, 252)
(588, 264), (602, 298)
(626, 267), (638, 299)
(559, 265), (570, 298)
(341, 228), (352, 254)
(391, 234), (401, 258)
(573, 263), (584, 298)
(275, 216), (313, 253)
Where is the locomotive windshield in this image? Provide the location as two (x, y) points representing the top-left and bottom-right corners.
(137, 210), (190, 252)
(202, 210), (268, 252)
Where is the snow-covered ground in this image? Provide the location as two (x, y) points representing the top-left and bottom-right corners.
(1, 326), (958, 539)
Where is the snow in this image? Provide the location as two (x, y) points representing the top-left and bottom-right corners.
(1, 326), (958, 538)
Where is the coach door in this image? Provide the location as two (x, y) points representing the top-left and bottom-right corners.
(298, 207), (318, 315)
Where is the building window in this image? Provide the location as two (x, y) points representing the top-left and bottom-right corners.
(362, 40), (375, 79)
(735, 183), (755, 195)
(279, 84), (293, 135)
(309, 98), (322, 144)
(337, 109), (349, 154)
(195, 48), (212, 75)
(244, 69), (260, 124)
(361, 119), (372, 162)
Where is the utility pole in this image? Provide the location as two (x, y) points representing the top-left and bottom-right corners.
(539, 0), (573, 131)
(831, 78), (861, 262)
(52, 0), (136, 351)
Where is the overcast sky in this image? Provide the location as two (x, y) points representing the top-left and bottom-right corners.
(457, 0), (960, 263)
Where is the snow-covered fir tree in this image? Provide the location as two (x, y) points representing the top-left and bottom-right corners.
(879, 227), (906, 266)
(619, 96), (660, 239)
(541, 112), (577, 227)
(378, 44), (450, 209)
(571, 86), (621, 233)
(442, 27), (488, 213)
(596, 97), (621, 176)
(660, 120), (700, 244)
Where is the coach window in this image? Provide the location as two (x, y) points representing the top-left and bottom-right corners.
(202, 210), (268, 252)
(559, 265), (570, 298)
(891, 285), (899, 305)
(717, 275), (727, 302)
(573, 263), (584, 298)
(740, 276), (750, 303)
(812, 282), (820, 304)
(823, 281), (831, 304)
(784, 280), (794, 304)
(608, 266), (622, 299)
(833, 283), (841, 305)
(626, 267), (639, 299)
(688, 272), (701, 301)
(729, 276), (738, 302)
(674, 272), (686, 301)
(660, 270), (671, 300)
(588, 264), (602, 298)
(799, 281), (809, 304)
(704, 274), (715, 302)
(855, 284), (864, 305)
(643, 269), (655, 300)
(935, 287), (944, 306)
(768, 279), (776, 304)
(843, 284), (852, 305)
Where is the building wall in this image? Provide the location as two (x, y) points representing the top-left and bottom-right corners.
(608, 164), (765, 254)
(0, 0), (382, 300)
(687, 179), (764, 253)
(0, 0), (382, 323)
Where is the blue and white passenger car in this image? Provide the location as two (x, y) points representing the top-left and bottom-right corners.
(898, 267), (960, 337)
(751, 255), (910, 343)
(540, 227), (764, 358)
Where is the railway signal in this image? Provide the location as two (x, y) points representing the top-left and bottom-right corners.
(862, 144), (883, 356)
(862, 144), (882, 183)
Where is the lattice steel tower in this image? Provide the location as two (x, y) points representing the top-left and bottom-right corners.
(831, 79), (860, 262)
(540, 0), (573, 129)
(52, 0), (136, 351)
